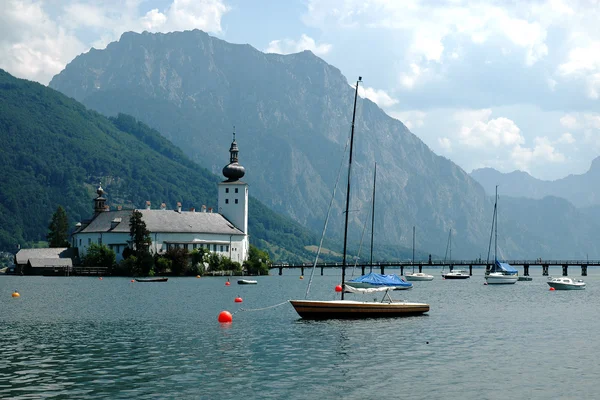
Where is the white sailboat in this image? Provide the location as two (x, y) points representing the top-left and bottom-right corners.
(485, 186), (518, 284)
(405, 226), (434, 281)
(441, 229), (470, 279)
(290, 77), (429, 319)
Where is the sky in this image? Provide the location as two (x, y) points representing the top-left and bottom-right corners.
(2, 0), (600, 181)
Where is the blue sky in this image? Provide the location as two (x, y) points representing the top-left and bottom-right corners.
(2, 0), (600, 180)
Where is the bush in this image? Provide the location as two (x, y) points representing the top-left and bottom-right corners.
(82, 243), (116, 274)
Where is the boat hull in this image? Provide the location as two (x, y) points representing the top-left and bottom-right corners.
(547, 282), (585, 290)
(289, 300), (429, 319)
(485, 274), (518, 284)
(442, 274), (470, 279)
(404, 273), (434, 281)
(238, 279), (258, 285)
(134, 278), (168, 282)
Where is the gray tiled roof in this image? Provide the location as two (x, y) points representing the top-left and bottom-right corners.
(28, 258), (73, 268)
(15, 248), (74, 264)
(78, 210), (244, 235)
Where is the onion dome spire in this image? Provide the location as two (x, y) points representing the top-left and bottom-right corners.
(222, 127), (246, 182)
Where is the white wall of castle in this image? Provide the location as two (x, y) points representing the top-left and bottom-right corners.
(74, 231), (248, 264)
(217, 182), (248, 234)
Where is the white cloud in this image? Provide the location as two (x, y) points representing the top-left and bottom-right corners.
(511, 137), (565, 171)
(389, 110), (426, 130)
(357, 85), (398, 108)
(455, 109), (524, 148)
(558, 41), (600, 98)
(0, 0), (86, 85)
(265, 34), (332, 56)
(0, 0), (230, 84)
(560, 114), (578, 129)
(438, 137), (452, 151)
(557, 132), (575, 144)
(304, 0), (555, 89)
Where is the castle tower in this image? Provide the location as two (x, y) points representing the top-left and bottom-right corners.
(218, 130), (248, 234)
(93, 184), (107, 215)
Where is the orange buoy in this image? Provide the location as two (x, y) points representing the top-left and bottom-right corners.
(218, 311), (233, 323)
(335, 285), (343, 292)
(234, 297), (243, 303)
(196, 275), (201, 278)
(99, 277), (103, 280)
(12, 290), (20, 298)
(299, 275), (304, 280)
(131, 279), (135, 282)
(225, 281), (231, 286)
(549, 287), (556, 291)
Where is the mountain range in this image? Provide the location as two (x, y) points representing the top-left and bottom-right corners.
(471, 158), (600, 208)
(40, 29), (600, 258)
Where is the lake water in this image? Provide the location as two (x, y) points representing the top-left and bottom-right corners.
(1, 266), (599, 399)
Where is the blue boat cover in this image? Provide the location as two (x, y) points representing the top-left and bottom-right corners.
(348, 272), (413, 288)
(495, 259), (518, 274)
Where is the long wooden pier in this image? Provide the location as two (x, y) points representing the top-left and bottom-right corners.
(270, 259), (600, 277)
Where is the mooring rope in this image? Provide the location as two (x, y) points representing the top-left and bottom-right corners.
(234, 300), (290, 314)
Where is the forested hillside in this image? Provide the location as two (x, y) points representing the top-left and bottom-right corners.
(0, 69), (320, 262)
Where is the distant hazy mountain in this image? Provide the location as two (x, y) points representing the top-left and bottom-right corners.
(48, 30), (600, 258)
(471, 158), (600, 207)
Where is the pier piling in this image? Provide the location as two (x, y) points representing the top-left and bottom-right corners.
(542, 264), (549, 276)
(562, 264), (568, 276)
(523, 264), (529, 276)
(582, 265), (588, 276)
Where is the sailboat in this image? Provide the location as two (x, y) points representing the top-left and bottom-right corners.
(346, 163), (413, 290)
(441, 229), (470, 279)
(289, 77), (429, 319)
(405, 226), (434, 281)
(485, 186), (518, 284)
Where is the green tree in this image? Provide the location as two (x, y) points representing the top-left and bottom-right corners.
(82, 243), (116, 273)
(165, 247), (189, 275)
(244, 245), (271, 275)
(47, 206), (70, 247)
(129, 210), (153, 274)
(190, 248), (209, 275)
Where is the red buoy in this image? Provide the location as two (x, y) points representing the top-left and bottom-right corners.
(99, 277), (103, 280)
(234, 297), (243, 303)
(130, 279), (135, 282)
(549, 287), (556, 291)
(335, 285), (343, 292)
(225, 281), (231, 286)
(218, 311), (233, 323)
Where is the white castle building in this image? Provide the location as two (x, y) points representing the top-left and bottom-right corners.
(71, 134), (249, 264)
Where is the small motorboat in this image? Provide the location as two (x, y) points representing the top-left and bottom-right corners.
(547, 277), (585, 290)
(442, 269), (470, 279)
(134, 277), (168, 282)
(238, 279), (258, 285)
(404, 272), (434, 281)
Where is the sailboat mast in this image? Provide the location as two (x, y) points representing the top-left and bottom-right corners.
(341, 76), (362, 300)
(412, 226), (415, 272)
(370, 162), (376, 273)
(495, 185), (498, 262)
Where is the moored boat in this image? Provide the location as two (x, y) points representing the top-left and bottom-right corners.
(135, 277), (168, 282)
(547, 277), (585, 290)
(290, 298), (429, 319)
(484, 186), (517, 285)
(289, 77), (429, 320)
(404, 272), (434, 281)
(238, 279), (258, 285)
(346, 272), (412, 290)
(442, 269), (470, 279)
